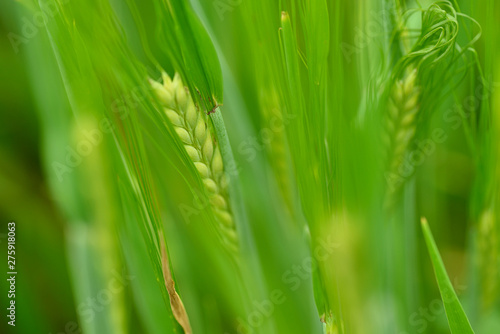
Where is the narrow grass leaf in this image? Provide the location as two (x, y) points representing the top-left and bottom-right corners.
(421, 218), (475, 334)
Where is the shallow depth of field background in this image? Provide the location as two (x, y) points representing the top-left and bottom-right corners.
(0, 0), (499, 333)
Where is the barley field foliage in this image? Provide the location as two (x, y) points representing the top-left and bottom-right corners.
(0, 0), (499, 333)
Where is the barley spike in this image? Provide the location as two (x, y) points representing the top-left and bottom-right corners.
(151, 73), (238, 252)
(383, 68), (421, 209)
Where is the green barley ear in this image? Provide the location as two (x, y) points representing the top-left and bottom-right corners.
(382, 1), (476, 210)
(259, 90), (296, 218)
(150, 73), (238, 253)
(383, 68), (421, 208)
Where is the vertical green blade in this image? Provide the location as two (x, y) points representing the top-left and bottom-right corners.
(421, 218), (475, 334)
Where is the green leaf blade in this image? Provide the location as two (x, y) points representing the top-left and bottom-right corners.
(421, 218), (475, 334)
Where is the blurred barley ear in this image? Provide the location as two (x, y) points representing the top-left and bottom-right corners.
(383, 68), (421, 210)
(259, 90), (296, 218)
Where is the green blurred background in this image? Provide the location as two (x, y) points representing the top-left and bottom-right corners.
(0, 0), (499, 333)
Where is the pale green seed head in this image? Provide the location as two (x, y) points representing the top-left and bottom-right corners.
(162, 72), (173, 87)
(404, 69), (418, 92)
(194, 162), (209, 178)
(212, 149), (223, 176)
(404, 92), (419, 111)
(176, 128), (192, 144)
(393, 81), (405, 103)
(150, 79), (174, 108)
(401, 108), (418, 127)
(396, 130), (409, 142)
(203, 178), (218, 193)
(210, 194), (227, 210)
(172, 73), (183, 91)
(165, 108), (183, 127)
(194, 117), (207, 144)
(203, 135), (214, 161)
(185, 103), (198, 129)
(215, 210), (234, 228)
(222, 227), (238, 243)
(185, 145), (201, 162)
(176, 86), (189, 113)
(220, 174), (228, 191)
(388, 98), (399, 119)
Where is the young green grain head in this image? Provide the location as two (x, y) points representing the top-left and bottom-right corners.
(382, 1), (469, 210)
(150, 73), (238, 253)
(383, 68), (421, 208)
